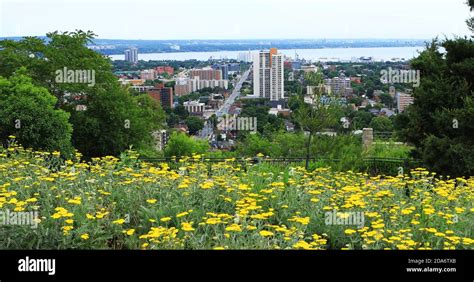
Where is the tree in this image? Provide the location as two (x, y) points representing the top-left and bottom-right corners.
(0, 69), (73, 155)
(379, 93), (394, 108)
(173, 105), (189, 119)
(209, 114), (218, 130)
(185, 116), (204, 135)
(396, 2), (474, 176)
(467, 0), (474, 32)
(304, 71), (323, 86)
(0, 31), (165, 158)
(295, 72), (341, 169)
(369, 116), (393, 132)
(235, 133), (272, 157)
(352, 111), (373, 130)
(69, 86), (164, 158)
(164, 132), (209, 158)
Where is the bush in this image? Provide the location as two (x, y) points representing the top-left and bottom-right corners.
(164, 132), (209, 158)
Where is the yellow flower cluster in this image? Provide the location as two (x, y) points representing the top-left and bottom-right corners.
(0, 143), (472, 250)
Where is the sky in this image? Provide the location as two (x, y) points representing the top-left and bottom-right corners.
(0, 0), (472, 40)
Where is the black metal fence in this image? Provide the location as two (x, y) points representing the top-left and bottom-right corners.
(373, 131), (395, 140)
(139, 157), (423, 176)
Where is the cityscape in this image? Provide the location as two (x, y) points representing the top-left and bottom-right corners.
(112, 45), (417, 153)
(0, 0), (473, 280)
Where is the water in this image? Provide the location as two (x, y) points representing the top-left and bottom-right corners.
(108, 46), (424, 62)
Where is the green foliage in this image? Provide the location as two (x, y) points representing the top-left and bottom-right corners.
(173, 105), (189, 119)
(0, 31), (165, 158)
(185, 116), (204, 135)
(351, 111), (373, 130)
(239, 99), (285, 135)
(0, 69), (73, 155)
(363, 143), (413, 159)
(164, 132), (209, 158)
(369, 116), (394, 132)
(379, 93), (394, 108)
(70, 86), (164, 159)
(397, 36), (474, 176)
(294, 85), (342, 168)
(304, 71), (323, 86)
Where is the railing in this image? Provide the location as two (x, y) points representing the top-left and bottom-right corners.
(373, 131), (395, 140)
(139, 157), (423, 176)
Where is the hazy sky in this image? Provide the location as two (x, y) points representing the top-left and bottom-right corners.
(1, 0), (472, 39)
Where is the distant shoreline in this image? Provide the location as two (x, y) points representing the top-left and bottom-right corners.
(0, 36), (427, 56)
(102, 45), (426, 56)
(107, 46), (425, 62)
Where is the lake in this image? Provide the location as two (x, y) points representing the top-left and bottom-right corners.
(108, 46), (425, 62)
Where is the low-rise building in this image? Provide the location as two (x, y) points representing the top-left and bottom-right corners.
(396, 93), (414, 113)
(184, 100), (205, 116)
(140, 69), (156, 80)
(156, 66), (174, 75)
(147, 86), (174, 109)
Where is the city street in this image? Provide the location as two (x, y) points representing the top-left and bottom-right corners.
(199, 67), (252, 140)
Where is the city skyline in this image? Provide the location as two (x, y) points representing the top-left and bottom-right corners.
(1, 0), (471, 40)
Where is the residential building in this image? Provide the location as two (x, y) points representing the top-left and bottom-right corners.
(190, 69), (222, 80)
(301, 65), (318, 73)
(198, 79), (228, 89)
(183, 100), (205, 116)
(396, 93), (414, 113)
(213, 64), (229, 80)
(268, 105), (291, 117)
(147, 86), (174, 109)
(120, 79), (145, 86)
(253, 48), (284, 101)
(140, 69), (156, 80)
(174, 77), (228, 96)
(124, 47), (138, 64)
(130, 85), (154, 93)
(324, 76), (351, 96)
(238, 51), (253, 62)
(156, 66), (174, 75)
(174, 77), (199, 96)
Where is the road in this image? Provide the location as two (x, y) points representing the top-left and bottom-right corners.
(216, 68), (251, 118)
(199, 68), (252, 140)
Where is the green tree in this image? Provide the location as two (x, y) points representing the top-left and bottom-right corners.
(185, 116), (204, 135)
(396, 2), (474, 176)
(295, 95), (341, 169)
(0, 69), (73, 155)
(235, 133), (272, 157)
(352, 111), (373, 130)
(173, 104), (189, 119)
(69, 86), (164, 158)
(304, 71), (323, 86)
(369, 116), (394, 132)
(164, 132), (209, 158)
(0, 31), (165, 158)
(379, 93), (394, 108)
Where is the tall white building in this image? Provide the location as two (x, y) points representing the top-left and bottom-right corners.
(125, 47), (138, 64)
(253, 48), (284, 101)
(238, 51), (253, 62)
